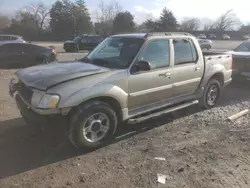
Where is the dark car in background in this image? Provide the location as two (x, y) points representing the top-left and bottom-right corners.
(63, 34), (104, 52)
(198, 39), (212, 50)
(207, 34), (216, 39)
(225, 40), (250, 81)
(0, 43), (57, 69)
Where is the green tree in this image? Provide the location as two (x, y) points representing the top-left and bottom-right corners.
(73, 0), (93, 34)
(49, 0), (92, 40)
(113, 11), (135, 33)
(7, 11), (38, 39)
(156, 8), (178, 32)
(143, 19), (156, 31)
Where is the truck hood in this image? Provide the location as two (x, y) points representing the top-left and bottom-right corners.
(15, 61), (110, 90)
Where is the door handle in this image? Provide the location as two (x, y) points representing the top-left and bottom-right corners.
(195, 67), (200, 71)
(159, 72), (171, 78)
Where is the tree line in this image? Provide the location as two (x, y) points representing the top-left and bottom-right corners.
(0, 0), (250, 41)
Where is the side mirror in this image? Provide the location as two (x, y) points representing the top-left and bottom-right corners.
(132, 60), (151, 73)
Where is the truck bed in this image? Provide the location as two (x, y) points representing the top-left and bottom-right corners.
(202, 51), (232, 86)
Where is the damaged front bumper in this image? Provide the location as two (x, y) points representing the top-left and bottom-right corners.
(8, 78), (68, 125)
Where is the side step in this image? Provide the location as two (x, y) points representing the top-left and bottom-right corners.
(128, 100), (199, 124)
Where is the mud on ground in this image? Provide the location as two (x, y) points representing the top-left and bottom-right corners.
(0, 69), (250, 188)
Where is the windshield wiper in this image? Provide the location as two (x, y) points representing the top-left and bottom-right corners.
(79, 56), (92, 63)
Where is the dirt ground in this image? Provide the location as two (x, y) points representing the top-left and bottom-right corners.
(0, 68), (250, 188)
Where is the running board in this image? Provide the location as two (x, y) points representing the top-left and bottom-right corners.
(128, 100), (199, 124)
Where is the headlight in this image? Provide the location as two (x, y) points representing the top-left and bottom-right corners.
(31, 90), (60, 109)
(38, 94), (60, 109)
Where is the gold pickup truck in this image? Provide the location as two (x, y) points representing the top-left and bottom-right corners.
(9, 32), (232, 149)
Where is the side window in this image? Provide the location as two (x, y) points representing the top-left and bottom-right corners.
(138, 39), (170, 69)
(10, 36), (17, 41)
(2, 36), (10, 41)
(173, 39), (197, 65)
(81, 37), (87, 43)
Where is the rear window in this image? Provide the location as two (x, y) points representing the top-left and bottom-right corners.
(173, 39), (198, 65)
(234, 42), (250, 52)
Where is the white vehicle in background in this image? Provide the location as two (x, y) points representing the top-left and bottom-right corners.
(242, 35), (250, 40)
(197, 34), (207, 39)
(0, 34), (26, 45)
(198, 39), (212, 50)
(222, 34), (230, 40)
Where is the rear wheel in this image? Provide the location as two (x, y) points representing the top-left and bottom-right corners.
(41, 57), (48, 64)
(200, 79), (221, 109)
(69, 101), (118, 149)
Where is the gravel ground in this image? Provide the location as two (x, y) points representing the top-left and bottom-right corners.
(0, 58), (250, 187)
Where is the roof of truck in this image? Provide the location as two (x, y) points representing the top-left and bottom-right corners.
(111, 32), (193, 39)
(111, 33), (147, 38)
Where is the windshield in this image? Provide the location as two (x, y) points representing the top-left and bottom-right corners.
(84, 37), (145, 69)
(234, 42), (250, 52)
(72, 36), (81, 42)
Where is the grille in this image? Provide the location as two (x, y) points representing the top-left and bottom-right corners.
(17, 81), (33, 104)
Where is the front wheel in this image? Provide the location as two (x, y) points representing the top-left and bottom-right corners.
(200, 79), (221, 109)
(69, 101), (118, 149)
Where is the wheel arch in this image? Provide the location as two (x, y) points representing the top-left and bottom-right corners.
(209, 72), (224, 87)
(68, 96), (123, 123)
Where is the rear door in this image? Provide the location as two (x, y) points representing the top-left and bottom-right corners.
(169, 38), (204, 97)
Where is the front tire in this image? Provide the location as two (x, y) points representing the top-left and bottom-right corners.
(69, 101), (118, 149)
(200, 79), (221, 109)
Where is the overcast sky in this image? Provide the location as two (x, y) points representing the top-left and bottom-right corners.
(1, 0), (249, 24)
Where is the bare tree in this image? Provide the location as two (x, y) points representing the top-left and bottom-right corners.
(95, 0), (122, 22)
(214, 9), (241, 31)
(180, 17), (201, 31)
(201, 18), (215, 31)
(23, 2), (50, 30)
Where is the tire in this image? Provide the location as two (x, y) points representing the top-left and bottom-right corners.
(69, 101), (118, 149)
(199, 79), (221, 109)
(41, 57), (48, 64)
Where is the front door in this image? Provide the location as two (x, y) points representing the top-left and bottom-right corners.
(170, 38), (204, 97)
(128, 39), (174, 110)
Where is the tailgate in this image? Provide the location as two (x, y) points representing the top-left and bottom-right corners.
(232, 56), (250, 72)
